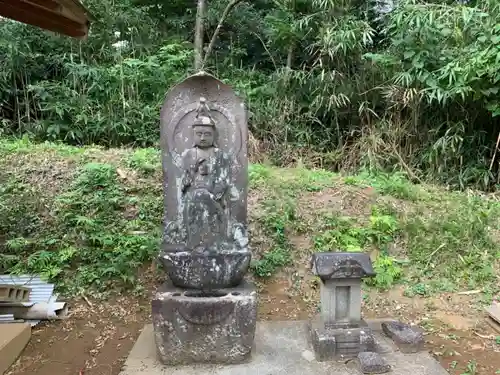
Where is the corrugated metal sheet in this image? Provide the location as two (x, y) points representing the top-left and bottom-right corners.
(0, 314), (14, 322)
(0, 274), (56, 325)
(0, 275), (54, 304)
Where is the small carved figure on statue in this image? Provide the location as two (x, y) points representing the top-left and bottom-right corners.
(180, 97), (232, 251)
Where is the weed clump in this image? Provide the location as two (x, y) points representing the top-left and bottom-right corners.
(1, 159), (161, 295)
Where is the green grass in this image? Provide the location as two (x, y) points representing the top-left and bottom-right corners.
(0, 138), (498, 300)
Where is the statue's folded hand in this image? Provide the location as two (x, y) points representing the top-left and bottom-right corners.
(213, 191), (224, 201)
(182, 176), (192, 188)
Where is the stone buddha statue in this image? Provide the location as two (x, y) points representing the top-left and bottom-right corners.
(179, 97), (231, 251)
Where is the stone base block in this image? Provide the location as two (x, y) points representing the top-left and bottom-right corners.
(151, 280), (257, 365)
(309, 316), (376, 361)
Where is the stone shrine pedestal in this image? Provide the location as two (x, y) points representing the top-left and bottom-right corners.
(119, 321), (450, 375)
(152, 280), (257, 365)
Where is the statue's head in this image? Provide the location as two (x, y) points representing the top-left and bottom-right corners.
(192, 123), (215, 149)
(192, 97), (216, 149)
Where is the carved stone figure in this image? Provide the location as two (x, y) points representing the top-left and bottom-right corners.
(179, 99), (231, 250)
(152, 72), (257, 365)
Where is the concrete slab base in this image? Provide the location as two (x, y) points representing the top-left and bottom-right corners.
(0, 323), (31, 374)
(119, 321), (448, 375)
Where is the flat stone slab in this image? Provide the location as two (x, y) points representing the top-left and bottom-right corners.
(120, 321), (448, 375)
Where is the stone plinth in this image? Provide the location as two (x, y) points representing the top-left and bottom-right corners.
(119, 321), (450, 375)
(151, 280), (257, 365)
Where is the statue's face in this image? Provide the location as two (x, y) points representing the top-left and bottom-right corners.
(193, 125), (214, 148)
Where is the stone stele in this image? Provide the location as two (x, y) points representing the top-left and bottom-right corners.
(152, 72), (257, 366)
(159, 72), (250, 290)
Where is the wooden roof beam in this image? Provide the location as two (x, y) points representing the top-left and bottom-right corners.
(0, 0), (89, 38)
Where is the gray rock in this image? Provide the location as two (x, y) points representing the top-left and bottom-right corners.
(358, 352), (391, 374)
(381, 321), (424, 353)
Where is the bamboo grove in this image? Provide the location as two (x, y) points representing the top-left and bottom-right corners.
(0, 0), (499, 189)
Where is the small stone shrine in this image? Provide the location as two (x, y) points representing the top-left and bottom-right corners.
(152, 72), (257, 365)
(309, 252), (377, 360)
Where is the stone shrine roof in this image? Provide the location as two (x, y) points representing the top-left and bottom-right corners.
(310, 252), (376, 280)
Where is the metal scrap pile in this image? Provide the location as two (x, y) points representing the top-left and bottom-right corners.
(0, 275), (68, 326)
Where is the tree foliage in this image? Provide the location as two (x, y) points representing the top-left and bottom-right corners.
(0, 0), (499, 189)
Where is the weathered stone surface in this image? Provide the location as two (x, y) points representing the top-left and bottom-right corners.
(120, 321), (450, 375)
(160, 74), (249, 290)
(158, 249), (251, 289)
(381, 321), (424, 353)
(311, 252), (376, 281)
(320, 279), (363, 325)
(159, 74), (250, 289)
(311, 251), (376, 359)
(309, 316), (376, 361)
(358, 352), (391, 374)
(151, 280), (257, 365)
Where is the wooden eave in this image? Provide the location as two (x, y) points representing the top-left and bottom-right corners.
(0, 0), (91, 39)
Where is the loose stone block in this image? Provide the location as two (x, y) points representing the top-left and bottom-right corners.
(152, 280), (258, 365)
(0, 285), (30, 302)
(358, 352), (391, 374)
(381, 321), (424, 353)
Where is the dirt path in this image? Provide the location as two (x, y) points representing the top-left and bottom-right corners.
(6, 277), (500, 375)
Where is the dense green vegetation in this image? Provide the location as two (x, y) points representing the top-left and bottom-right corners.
(0, 0), (499, 301)
(1, 0), (500, 189)
(0, 139), (498, 300)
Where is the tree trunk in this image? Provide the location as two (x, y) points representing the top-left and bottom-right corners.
(194, 0), (206, 70)
(202, 0), (243, 68)
(286, 44), (294, 70)
(284, 0), (295, 81)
